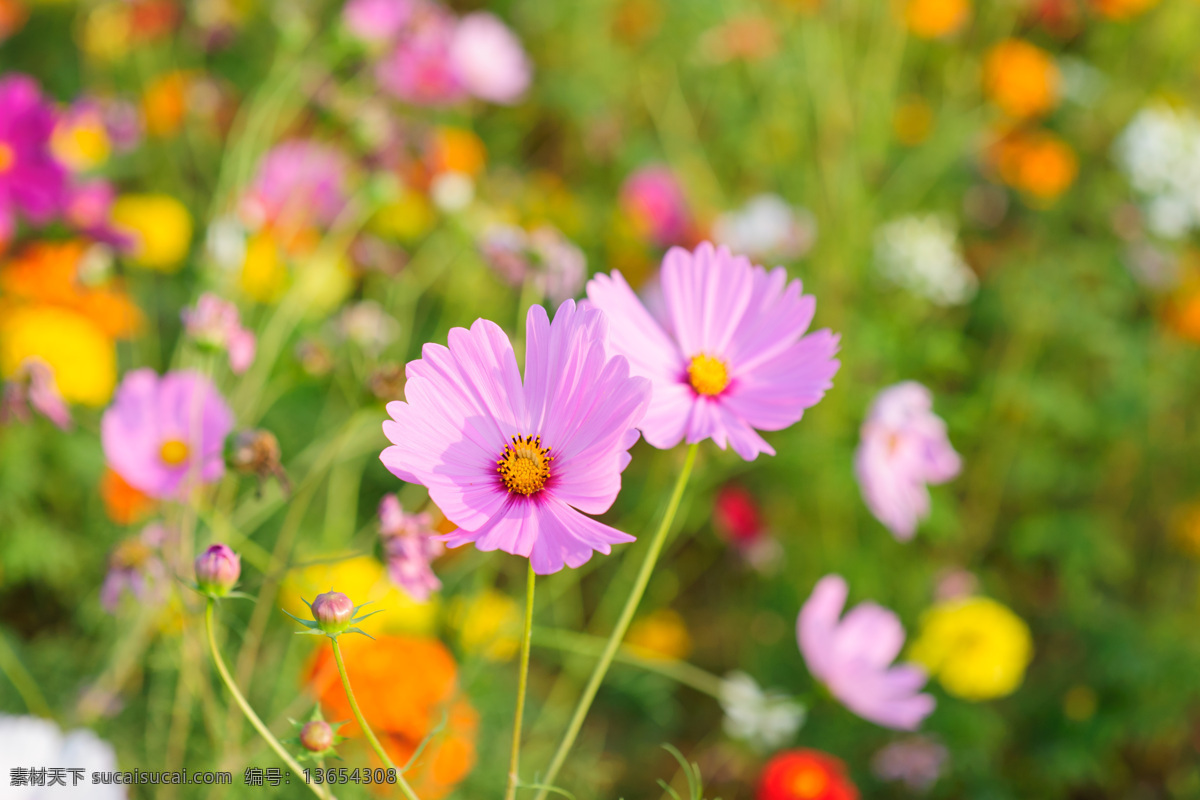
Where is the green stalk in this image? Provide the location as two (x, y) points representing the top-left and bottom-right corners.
(203, 601), (328, 800)
(535, 443), (699, 799)
(505, 564), (537, 800)
(330, 638), (420, 800)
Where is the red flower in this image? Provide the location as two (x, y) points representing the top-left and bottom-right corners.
(758, 749), (859, 800)
(714, 485), (763, 546)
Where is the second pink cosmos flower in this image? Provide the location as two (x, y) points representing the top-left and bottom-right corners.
(380, 301), (651, 575)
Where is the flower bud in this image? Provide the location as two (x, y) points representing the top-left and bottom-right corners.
(311, 591), (355, 634)
(195, 543), (240, 597)
(300, 720), (334, 753)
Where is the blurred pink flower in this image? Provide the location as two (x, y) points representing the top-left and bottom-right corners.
(479, 223), (585, 304)
(101, 369), (234, 500)
(586, 242), (840, 460)
(855, 382), (961, 541)
(378, 494), (443, 601)
(0, 73), (67, 245)
(449, 12), (532, 104)
(871, 735), (948, 791)
(100, 523), (168, 613)
(798, 574), (935, 730)
(380, 301), (650, 574)
(1, 357), (72, 430)
(344, 0), (413, 44)
(242, 140), (351, 234)
(182, 292), (256, 373)
(375, 8), (468, 106)
(620, 166), (691, 247)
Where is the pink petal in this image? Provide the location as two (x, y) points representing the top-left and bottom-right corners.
(659, 242), (755, 358)
(797, 574), (848, 682)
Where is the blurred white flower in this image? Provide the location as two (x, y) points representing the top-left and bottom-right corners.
(430, 171), (474, 212)
(874, 215), (977, 306)
(1114, 105), (1200, 240)
(478, 223), (586, 304)
(205, 216), (247, 271)
(0, 715), (125, 799)
(712, 194), (816, 261)
(337, 300), (399, 355)
(718, 671), (805, 752)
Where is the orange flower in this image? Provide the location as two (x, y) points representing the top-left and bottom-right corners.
(758, 749), (859, 800)
(428, 128), (486, 178)
(142, 71), (191, 138)
(904, 0), (970, 38)
(983, 39), (1060, 118)
(1091, 0), (1158, 19)
(307, 635), (477, 800)
(989, 128), (1077, 202)
(101, 468), (156, 525)
(0, 0), (28, 43)
(1165, 285), (1200, 343)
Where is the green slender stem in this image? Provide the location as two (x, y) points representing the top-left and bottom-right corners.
(330, 639), (420, 800)
(204, 601), (328, 800)
(0, 631), (51, 718)
(535, 443), (699, 799)
(505, 564), (537, 800)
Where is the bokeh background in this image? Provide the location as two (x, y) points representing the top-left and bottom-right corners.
(3, 0), (1200, 798)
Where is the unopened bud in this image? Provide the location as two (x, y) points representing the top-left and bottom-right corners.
(195, 544), (240, 597)
(300, 720), (334, 753)
(311, 591), (355, 634)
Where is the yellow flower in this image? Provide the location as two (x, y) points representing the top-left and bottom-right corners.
(51, 111), (111, 172)
(909, 596), (1033, 701)
(141, 71), (191, 138)
(80, 2), (132, 62)
(111, 194), (193, 272)
(449, 590), (520, 662)
(893, 96), (934, 146)
(1, 305), (116, 406)
(983, 39), (1060, 119)
(281, 555), (439, 636)
(625, 609), (692, 661)
(904, 0), (970, 38)
(239, 232), (288, 303)
(371, 190), (436, 244)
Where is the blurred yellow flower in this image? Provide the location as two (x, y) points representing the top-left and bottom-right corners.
(904, 0), (969, 38)
(80, 3), (132, 62)
(141, 71), (191, 137)
(625, 608), (692, 661)
(1169, 503), (1200, 556)
(370, 190), (436, 243)
(239, 231), (288, 303)
(51, 110), (111, 172)
(281, 555), (439, 636)
(293, 250), (355, 317)
(984, 39), (1060, 119)
(450, 589), (520, 662)
(1, 305), (116, 406)
(1091, 0), (1158, 19)
(909, 596), (1033, 701)
(111, 194), (193, 271)
(893, 96), (934, 146)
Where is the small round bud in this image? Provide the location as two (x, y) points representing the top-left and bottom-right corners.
(195, 544), (240, 597)
(311, 591), (355, 634)
(300, 720), (334, 753)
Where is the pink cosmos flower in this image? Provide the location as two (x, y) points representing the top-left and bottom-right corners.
(182, 292), (256, 373)
(380, 301), (651, 574)
(620, 166), (691, 247)
(0, 73), (67, 245)
(872, 735), (948, 791)
(343, 0), (413, 44)
(449, 12), (532, 105)
(0, 357), (72, 430)
(375, 8), (468, 106)
(100, 523), (168, 613)
(378, 494), (443, 601)
(855, 382), (961, 541)
(241, 140), (351, 235)
(101, 369), (235, 500)
(586, 242), (840, 460)
(479, 223), (586, 305)
(798, 575), (935, 731)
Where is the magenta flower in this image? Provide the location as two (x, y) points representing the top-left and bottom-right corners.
(100, 523), (168, 613)
(101, 369), (235, 500)
(380, 301), (651, 574)
(375, 9), (468, 106)
(586, 242), (840, 460)
(0, 74), (67, 245)
(182, 293), (256, 374)
(1, 357), (72, 431)
(378, 494), (443, 601)
(241, 140), (351, 234)
(855, 382), (961, 541)
(449, 12), (532, 105)
(343, 0), (413, 44)
(619, 166), (691, 247)
(195, 543), (241, 597)
(798, 575), (935, 731)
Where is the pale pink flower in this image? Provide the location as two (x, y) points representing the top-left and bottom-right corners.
(855, 382), (961, 541)
(182, 292), (256, 374)
(798, 574), (935, 730)
(343, 0), (413, 44)
(100, 523), (168, 613)
(449, 12), (532, 105)
(1, 357), (72, 430)
(585, 242), (840, 460)
(620, 166), (691, 247)
(375, 8), (467, 106)
(872, 736), (948, 791)
(378, 494), (443, 601)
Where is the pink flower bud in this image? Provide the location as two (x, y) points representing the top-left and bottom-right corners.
(195, 543), (240, 597)
(311, 591), (355, 633)
(300, 720), (334, 753)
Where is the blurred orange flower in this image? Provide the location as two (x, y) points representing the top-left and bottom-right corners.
(307, 635), (477, 800)
(101, 468), (157, 526)
(428, 128), (486, 178)
(626, 609), (692, 661)
(1165, 284), (1200, 343)
(990, 128), (1077, 202)
(0, 0), (28, 43)
(142, 71), (191, 138)
(983, 39), (1060, 118)
(1091, 0), (1158, 19)
(904, 0), (970, 38)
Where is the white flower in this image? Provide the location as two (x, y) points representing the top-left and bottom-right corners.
(1114, 105), (1200, 240)
(0, 715), (125, 798)
(873, 215), (977, 306)
(430, 172), (475, 212)
(337, 300), (400, 355)
(718, 671), (805, 752)
(712, 194), (816, 261)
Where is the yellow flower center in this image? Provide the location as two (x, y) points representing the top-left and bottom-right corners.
(687, 353), (729, 396)
(496, 434), (552, 496)
(0, 142), (14, 174)
(788, 765), (829, 798)
(159, 439), (190, 466)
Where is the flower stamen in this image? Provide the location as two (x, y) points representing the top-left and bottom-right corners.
(0, 143), (14, 174)
(688, 353), (729, 396)
(497, 434), (552, 496)
(159, 438), (190, 466)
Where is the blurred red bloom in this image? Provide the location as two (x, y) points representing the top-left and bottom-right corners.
(714, 485), (763, 546)
(758, 749), (859, 800)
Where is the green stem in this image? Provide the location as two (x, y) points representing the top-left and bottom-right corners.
(204, 601), (328, 800)
(0, 631), (51, 718)
(535, 443), (699, 799)
(330, 638), (420, 800)
(505, 564), (536, 800)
